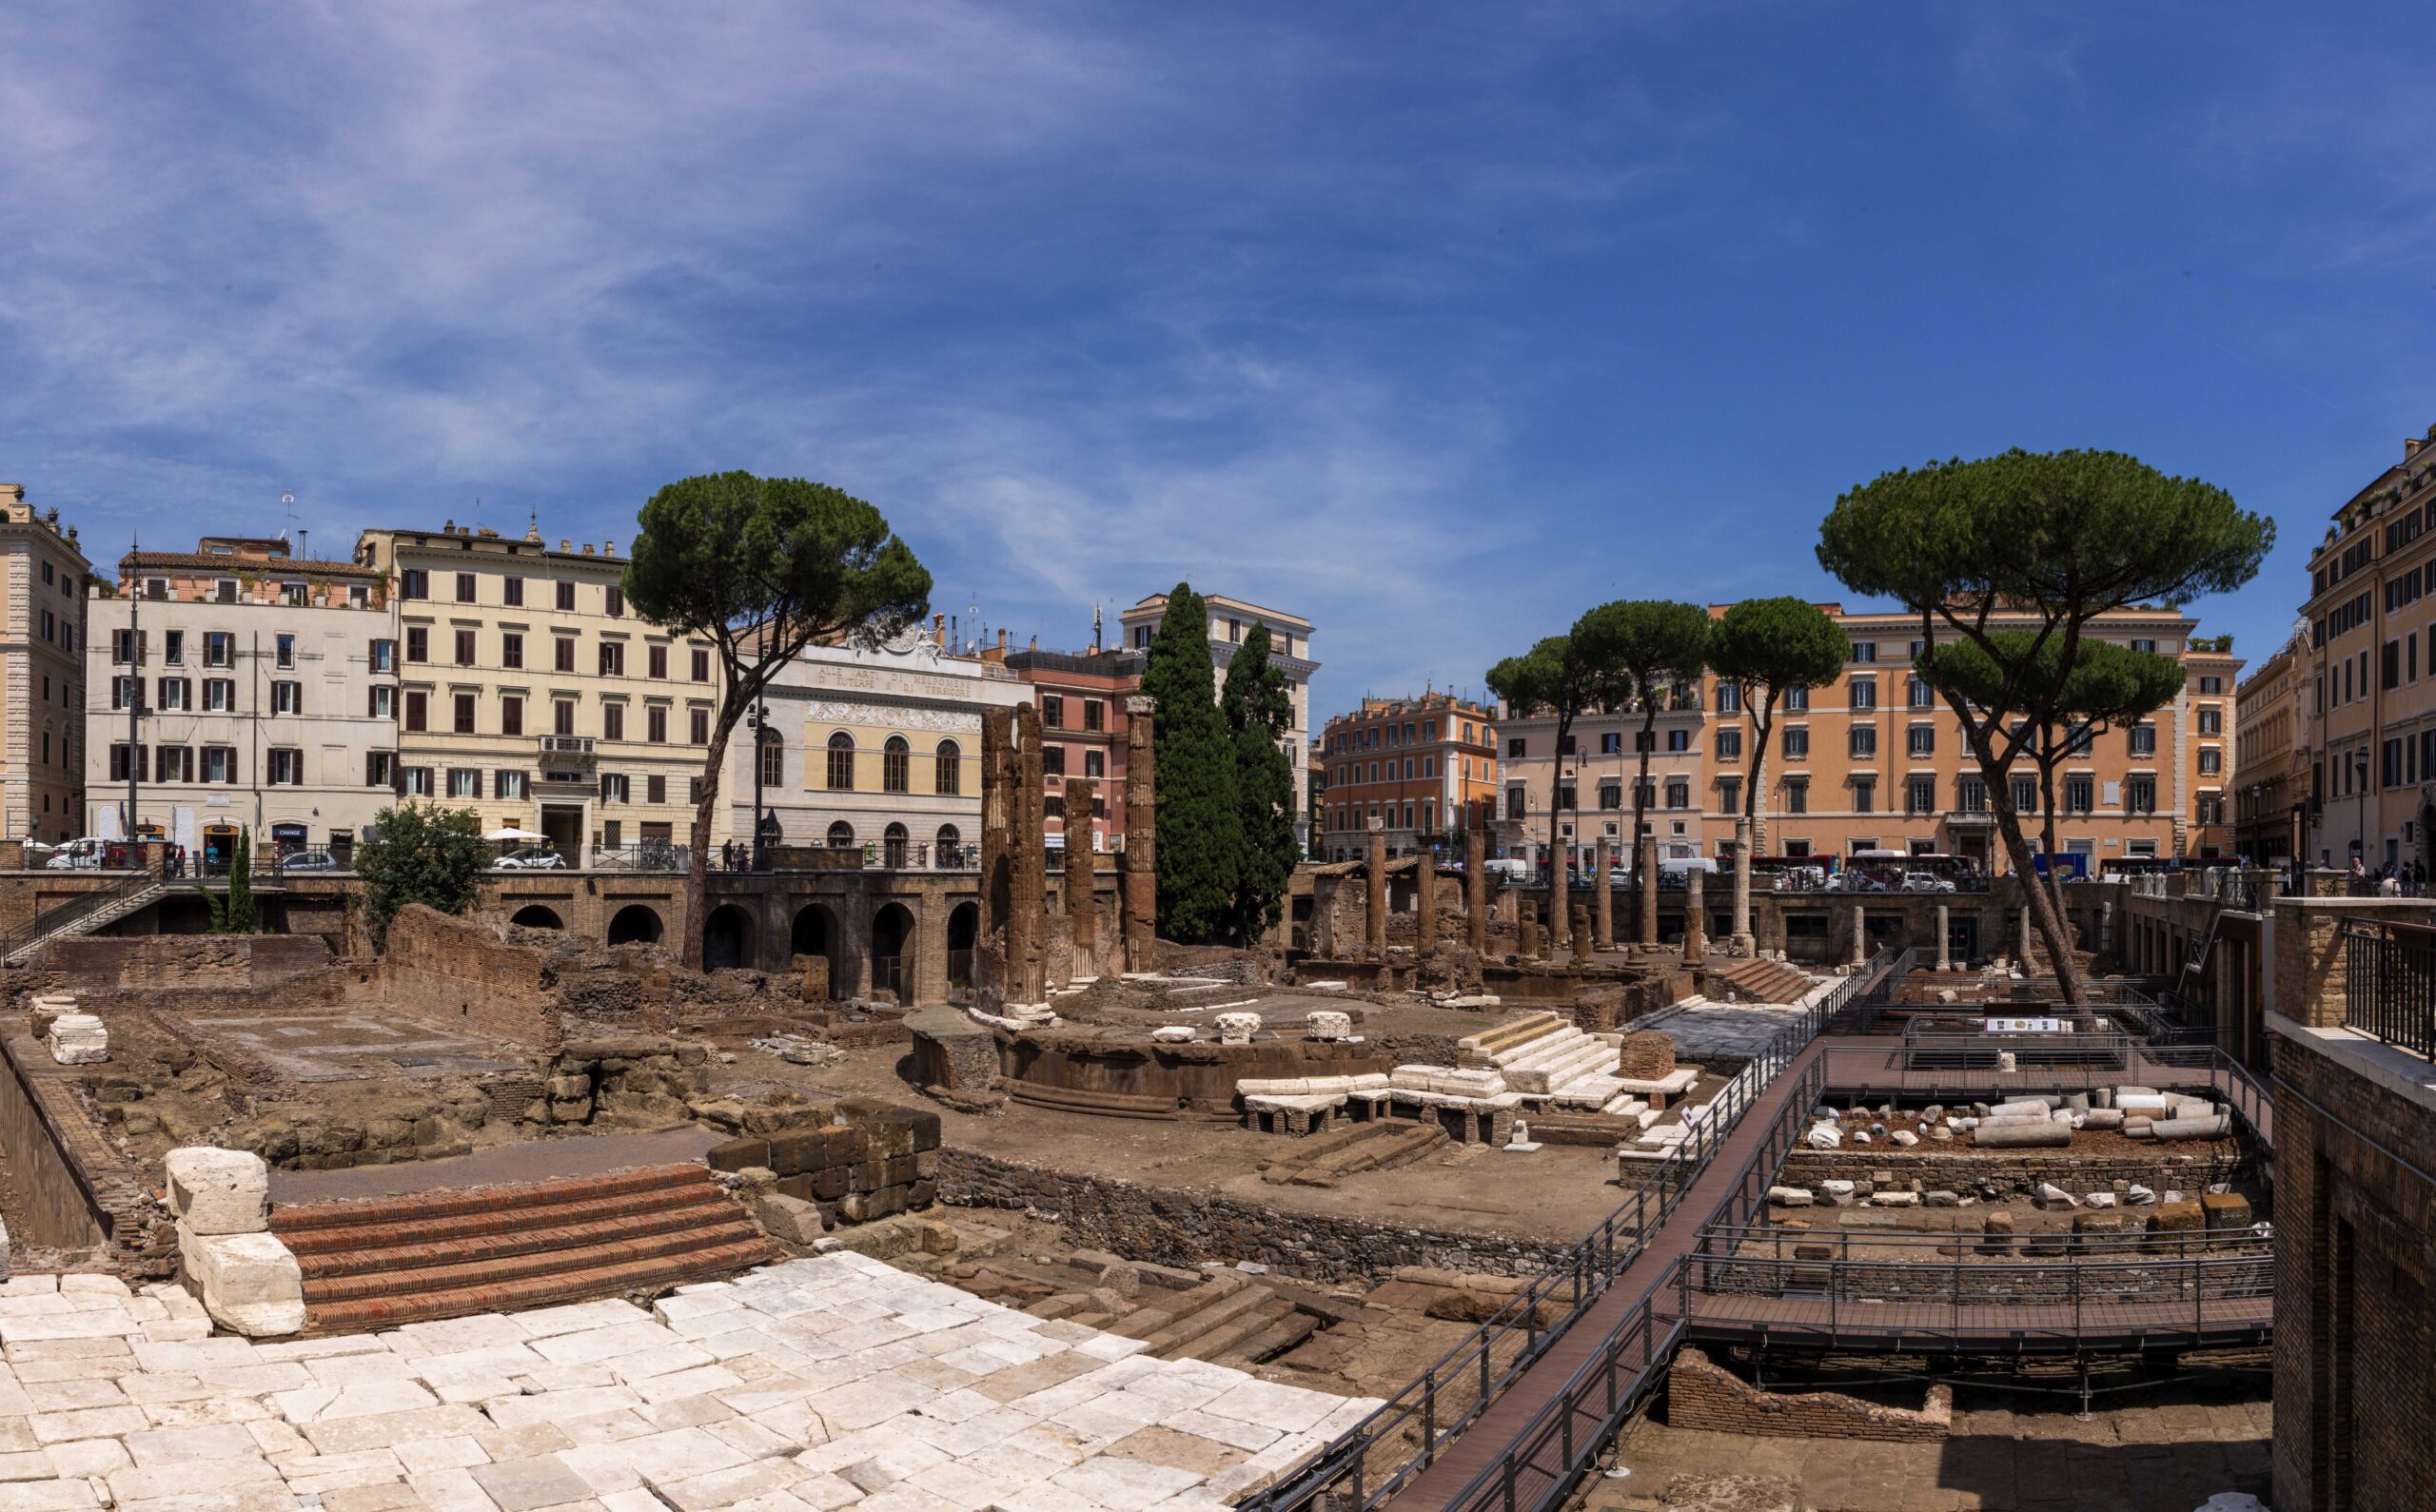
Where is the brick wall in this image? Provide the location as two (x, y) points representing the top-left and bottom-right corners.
(371, 905), (564, 1050)
(1665, 1347), (1951, 1441)
(0, 1030), (173, 1278)
(36, 933), (332, 987)
(2269, 1025), (2436, 1512)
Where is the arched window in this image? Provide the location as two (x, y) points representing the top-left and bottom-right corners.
(934, 738), (961, 795)
(826, 820), (855, 849)
(883, 821), (909, 869)
(935, 824), (960, 867)
(883, 736), (911, 794)
(825, 732), (854, 791)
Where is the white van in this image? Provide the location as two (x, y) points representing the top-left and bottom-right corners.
(1483, 857), (1534, 884)
(46, 837), (111, 870)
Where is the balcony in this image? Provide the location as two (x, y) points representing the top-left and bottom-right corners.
(1942, 809), (1994, 828)
(538, 736), (597, 768)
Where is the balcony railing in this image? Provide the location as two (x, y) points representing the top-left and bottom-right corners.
(538, 736), (597, 763)
(2342, 917), (2436, 1060)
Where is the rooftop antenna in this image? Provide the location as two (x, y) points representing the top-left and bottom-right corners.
(282, 491), (306, 560)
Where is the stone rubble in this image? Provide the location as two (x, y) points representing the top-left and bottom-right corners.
(0, 1252), (1379, 1510)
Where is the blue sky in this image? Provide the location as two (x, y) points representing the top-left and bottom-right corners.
(4, 3), (2431, 719)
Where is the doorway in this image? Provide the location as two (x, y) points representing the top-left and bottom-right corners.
(541, 804), (585, 865)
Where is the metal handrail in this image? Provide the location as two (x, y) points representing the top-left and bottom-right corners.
(0, 869), (163, 963)
(1240, 948), (1901, 1511)
(2341, 916), (2436, 1060)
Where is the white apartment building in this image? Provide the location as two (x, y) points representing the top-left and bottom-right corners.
(1119, 591), (1318, 852)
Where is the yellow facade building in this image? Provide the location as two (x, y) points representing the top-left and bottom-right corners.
(0, 486), (89, 845)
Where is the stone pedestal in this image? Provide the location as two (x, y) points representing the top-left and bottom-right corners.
(1465, 830), (1488, 956)
(47, 1012), (107, 1065)
(1593, 838), (1614, 952)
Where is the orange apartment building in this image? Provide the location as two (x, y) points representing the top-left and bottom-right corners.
(1489, 603), (2240, 872)
(1317, 694), (1498, 861)
(1002, 643), (1143, 853)
(2234, 622), (2312, 867)
(2300, 424), (2436, 872)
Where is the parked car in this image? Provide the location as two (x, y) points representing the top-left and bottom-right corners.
(1898, 870), (1956, 893)
(491, 847), (567, 871)
(278, 850), (340, 873)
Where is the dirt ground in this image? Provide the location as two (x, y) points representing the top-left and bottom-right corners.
(1580, 1377), (2272, 1512)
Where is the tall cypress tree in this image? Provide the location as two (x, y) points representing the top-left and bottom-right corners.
(1140, 583), (1240, 942)
(1222, 622), (1298, 943)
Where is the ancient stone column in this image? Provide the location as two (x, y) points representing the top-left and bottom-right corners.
(1682, 865), (1705, 962)
(2017, 905), (2033, 965)
(978, 707), (1017, 996)
(1729, 816), (1755, 956)
(1365, 831), (1388, 962)
(1065, 777), (1096, 979)
(1935, 903), (1952, 972)
(1465, 829), (1488, 957)
(1593, 838), (1615, 952)
(1012, 702), (1048, 1003)
(1638, 829), (1660, 950)
(1416, 849), (1439, 955)
(1550, 836), (1571, 956)
(1849, 902), (1866, 966)
(1520, 900), (1541, 959)
(1121, 697), (1157, 973)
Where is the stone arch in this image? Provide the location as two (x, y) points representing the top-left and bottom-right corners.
(510, 904), (563, 930)
(791, 904), (838, 997)
(883, 821), (910, 869)
(947, 901), (979, 990)
(883, 735), (912, 795)
(827, 820), (856, 850)
(872, 901), (916, 1000)
(934, 738), (962, 796)
(825, 731), (855, 791)
(702, 903), (755, 972)
(606, 903), (662, 945)
(935, 823), (961, 868)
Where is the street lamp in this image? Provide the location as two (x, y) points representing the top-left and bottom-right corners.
(746, 702), (777, 872)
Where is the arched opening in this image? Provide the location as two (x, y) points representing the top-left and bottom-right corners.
(826, 820), (856, 851)
(947, 901), (979, 991)
(883, 821), (910, 870)
(702, 903), (754, 972)
(825, 732), (855, 791)
(872, 902), (916, 1000)
(934, 738), (961, 795)
(883, 736), (911, 795)
(606, 904), (662, 945)
(935, 823), (962, 870)
(791, 904), (838, 997)
(510, 904), (563, 930)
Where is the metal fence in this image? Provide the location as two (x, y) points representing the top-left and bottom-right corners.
(0, 869), (162, 963)
(1238, 948), (1899, 1512)
(2341, 917), (2436, 1061)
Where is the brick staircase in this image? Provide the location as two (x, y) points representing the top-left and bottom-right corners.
(3, 875), (167, 966)
(269, 1163), (778, 1334)
(1708, 956), (1816, 1004)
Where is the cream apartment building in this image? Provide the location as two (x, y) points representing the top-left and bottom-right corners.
(2300, 424), (2436, 871)
(0, 486), (90, 845)
(87, 538), (395, 863)
(1494, 698), (1705, 871)
(354, 522), (729, 866)
(727, 620), (1028, 866)
(1120, 592), (1316, 853)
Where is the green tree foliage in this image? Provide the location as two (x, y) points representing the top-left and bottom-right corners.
(1572, 600), (1710, 886)
(354, 803), (489, 945)
(624, 473), (931, 967)
(1221, 622), (1299, 943)
(1141, 584), (1241, 943)
(204, 832), (258, 934)
(1707, 597), (1847, 828)
(1485, 632), (1618, 943)
(1818, 448), (2271, 999)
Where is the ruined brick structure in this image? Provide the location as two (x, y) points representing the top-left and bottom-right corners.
(1065, 776), (1098, 978)
(1665, 1348), (1951, 1442)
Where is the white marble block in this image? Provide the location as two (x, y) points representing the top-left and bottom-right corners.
(179, 1228), (304, 1337)
(1306, 1010), (1353, 1042)
(1215, 1011), (1263, 1045)
(166, 1146), (272, 1236)
(46, 1011), (108, 1064)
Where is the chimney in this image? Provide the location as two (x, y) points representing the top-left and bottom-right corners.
(996, 628), (1008, 653)
(2410, 438), (2425, 460)
(933, 613), (946, 648)
(581, 544), (595, 555)
(604, 538), (617, 556)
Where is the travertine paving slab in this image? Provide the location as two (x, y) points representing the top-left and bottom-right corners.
(0, 1257), (1373, 1509)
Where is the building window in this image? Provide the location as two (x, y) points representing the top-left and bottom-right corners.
(501, 696), (522, 736)
(1852, 777), (1875, 814)
(1717, 728), (1741, 760)
(156, 677), (190, 712)
(1598, 781), (1621, 812)
(648, 644), (668, 679)
(758, 737), (784, 788)
(1045, 745), (1068, 776)
(1907, 723), (1934, 756)
(883, 736), (911, 793)
(401, 766), (432, 796)
(827, 820), (855, 848)
(366, 753), (395, 788)
(2199, 675), (2222, 695)
(501, 632), (523, 670)
(602, 703), (624, 741)
(441, 767), (476, 799)
(556, 580), (577, 612)
(206, 678), (234, 712)
(2128, 722), (2156, 757)
(402, 569), (428, 600)
(1085, 748), (1106, 778)
(1908, 677), (1933, 709)
(1666, 729), (1689, 753)
(1507, 736), (1526, 757)
(2199, 746), (2222, 775)
(1782, 725), (1809, 759)
(691, 648), (711, 681)
(371, 638), (396, 674)
(496, 770), (528, 800)
(601, 773), (629, 803)
(2197, 795), (2224, 825)
(554, 700), (576, 736)
(206, 632), (233, 667)
(935, 739), (962, 795)
(2126, 776), (2157, 813)
(2197, 707), (2222, 735)
(1784, 778), (1808, 815)
(161, 630), (183, 665)
(1718, 776), (1740, 812)
(204, 747), (237, 784)
(2066, 775), (2093, 813)
(455, 572), (476, 603)
(690, 708), (709, 744)
(599, 641), (624, 677)
(1849, 640), (1876, 663)
(1505, 785), (1526, 820)
(1956, 776), (1987, 812)
(503, 577), (524, 607)
(1717, 682), (1741, 714)
(405, 628), (428, 664)
(825, 733), (855, 790)
(455, 630), (477, 666)
(1042, 695), (1065, 729)
(605, 585), (624, 618)
(1664, 777), (1689, 809)
(454, 693), (477, 735)
(555, 638), (576, 674)
(1784, 686), (1809, 713)
(271, 633), (293, 670)
(1084, 700), (1104, 732)
(1903, 776), (1933, 814)
(403, 691), (428, 733)
(646, 706), (667, 743)
(2011, 776), (2037, 813)
(647, 775), (666, 805)
(1848, 725), (1876, 757)
(1849, 677), (1876, 710)
(272, 681), (302, 716)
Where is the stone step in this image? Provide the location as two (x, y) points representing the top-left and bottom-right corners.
(301, 1212), (768, 1304)
(278, 1180), (733, 1260)
(1216, 1306), (1319, 1368)
(293, 1196), (753, 1283)
(1176, 1295), (1298, 1362)
(1138, 1281), (1276, 1357)
(301, 1235), (781, 1335)
(273, 1164), (712, 1236)
(1461, 1011), (1565, 1058)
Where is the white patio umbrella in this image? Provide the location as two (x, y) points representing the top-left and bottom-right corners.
(483, 826), (549, 843)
